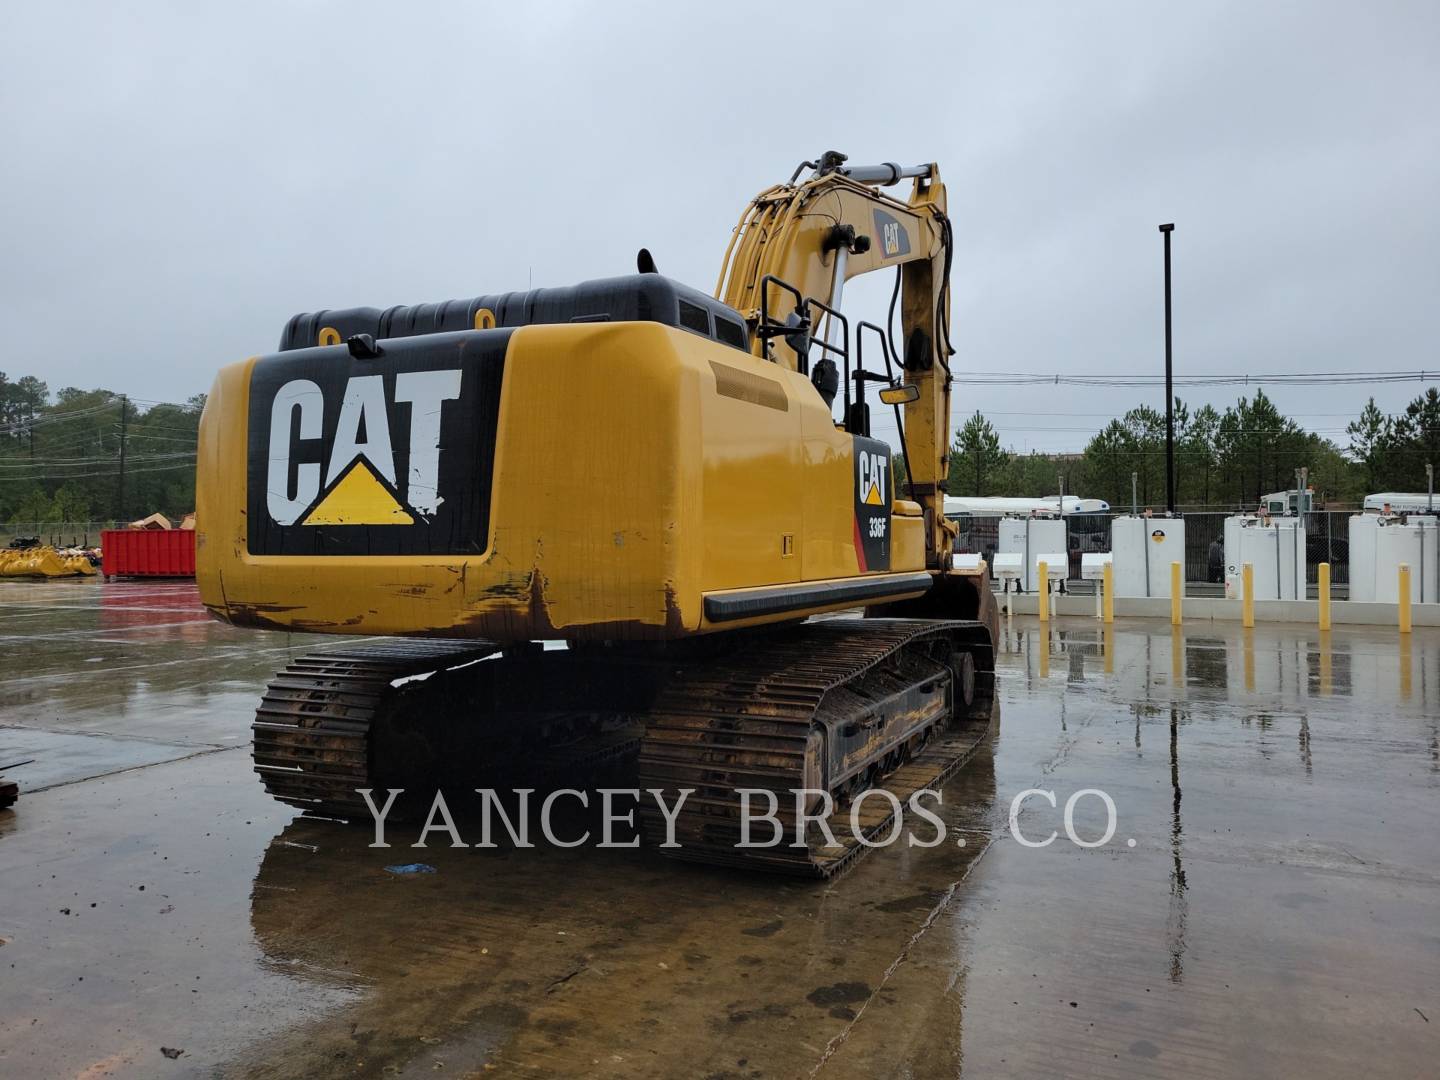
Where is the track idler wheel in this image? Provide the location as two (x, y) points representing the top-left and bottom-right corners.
(950, 650), (977, 711)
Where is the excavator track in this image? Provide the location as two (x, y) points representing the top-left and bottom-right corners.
(252, 619), (995, 879)
(253, 639), (647, 819)
(253, 640), (501, 817)
(637, 618), (995, 878)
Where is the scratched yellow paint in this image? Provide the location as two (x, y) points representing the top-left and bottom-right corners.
(196, 322), (929, 642)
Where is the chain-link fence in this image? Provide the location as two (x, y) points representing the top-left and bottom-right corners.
(953, 510), (1358, 589)
(4, 512), (1365, 588)
(2, 522), (117, 549)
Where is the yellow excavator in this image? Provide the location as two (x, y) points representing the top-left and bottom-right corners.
(196, 151), (998, 876)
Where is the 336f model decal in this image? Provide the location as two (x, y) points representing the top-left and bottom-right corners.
(852, 436), (892, 571)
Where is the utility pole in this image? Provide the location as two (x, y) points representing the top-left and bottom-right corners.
(117, 395), (128, 522)
(1256, 428), (1263, 506)
(1159, 223), (1176, 514)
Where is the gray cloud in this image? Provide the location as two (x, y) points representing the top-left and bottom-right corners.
(3, 1), (1436, 455)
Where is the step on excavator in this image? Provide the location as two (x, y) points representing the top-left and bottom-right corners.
(196, 151), (999, 877)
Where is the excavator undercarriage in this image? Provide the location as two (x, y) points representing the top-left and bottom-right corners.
(253, 616), (994, 877)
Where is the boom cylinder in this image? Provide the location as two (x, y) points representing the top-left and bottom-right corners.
(834, 163), (934, 185)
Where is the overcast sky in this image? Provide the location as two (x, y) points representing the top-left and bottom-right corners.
(3, 1), (1436, 455)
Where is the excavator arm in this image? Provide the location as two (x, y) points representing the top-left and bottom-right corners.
(715, 151), (957, 568)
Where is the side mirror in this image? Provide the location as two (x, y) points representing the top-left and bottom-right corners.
(878, 384), (920, 406)
(782, 311), (812, 369)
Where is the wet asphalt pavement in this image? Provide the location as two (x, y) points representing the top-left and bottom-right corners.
(0, 580), (1437, 1078)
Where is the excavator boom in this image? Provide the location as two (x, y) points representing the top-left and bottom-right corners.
(716, 152), (958, 568)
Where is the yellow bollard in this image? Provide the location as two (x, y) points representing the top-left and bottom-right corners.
(1318, 562), (1331, 631)
(1102, 561), (1114, 624)
(1398, 563), (1412, 634)
(1170, 561), (1183, 626)
(1242, 562), (1255, 629)
(1037, 561), (1049, 624)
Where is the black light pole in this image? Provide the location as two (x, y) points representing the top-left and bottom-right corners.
(1159, 223), (1176, 514)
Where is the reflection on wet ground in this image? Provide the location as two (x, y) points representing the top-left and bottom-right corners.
(1, 581), (1437, 1077)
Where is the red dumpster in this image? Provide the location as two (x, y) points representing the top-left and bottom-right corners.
(101, 529), (196, 579)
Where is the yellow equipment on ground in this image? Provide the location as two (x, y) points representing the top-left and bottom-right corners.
(197, 151), (998, 876)
(0, 548), (97, 578)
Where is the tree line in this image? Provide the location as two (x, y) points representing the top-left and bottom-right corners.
(1, 371), (204, 526)
(6, 367), (1437, 524)
(948, 387), (1440, 509)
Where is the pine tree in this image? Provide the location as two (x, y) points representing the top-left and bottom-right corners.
(1389, 388), (1440, 488)
(948, 411), (1007, 496)
(1346, 397), (1392, 492)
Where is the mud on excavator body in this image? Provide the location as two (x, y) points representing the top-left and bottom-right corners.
(197, 273), (955, 642)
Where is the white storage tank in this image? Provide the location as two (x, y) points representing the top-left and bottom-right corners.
(1111, 516), (1186, 598)
(1224, 515), (1305, 600)
(1347, 514), (1378, 602)
(996, 516), (1067, 593)
(1349, 514), (1438, 604)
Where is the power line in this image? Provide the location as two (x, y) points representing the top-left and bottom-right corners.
(0, 459), (194, 472)
(114, 432), (197, 444)
(979, 409), (1379, 418)
(933, 424), (1354, 435)
(0, 452), (194, 470)
(97, 460), (196, 476)
(0, 459), (196, 483)
(113, 424), (200, 437)
(124, 399), (204, 416)
(960, 369), (1437, 387)
(0, 437), (110, 456)
(0, 401), (120, 435)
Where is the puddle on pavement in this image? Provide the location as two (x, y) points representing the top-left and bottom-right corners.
(235, 741), (998, 1078)
(2, 583), (1438, 1077)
